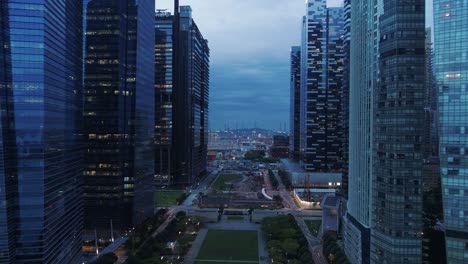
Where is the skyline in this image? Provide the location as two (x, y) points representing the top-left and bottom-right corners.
(156, 0), (433, 130)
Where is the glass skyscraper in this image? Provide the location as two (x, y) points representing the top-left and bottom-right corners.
(434, 0), (468, 262)
(343, 0), (376, 261)
(300, 0), (344, 174)
(83, 0), (155, 235)
(344, 0), (426, 262)
(289, 46), (301, 161)
(372, 0), (426, 261)
(155, 5), (209, 186)
(155, 12), (174, 186)
(0, 0), (84, 263)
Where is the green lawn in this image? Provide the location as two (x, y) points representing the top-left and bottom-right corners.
(227, 216), (244, 221)
(304, 219), (322, 237)
(195, 230), (259, 263)
(211, 174), (242, 190)
(154, 191), (184, 207)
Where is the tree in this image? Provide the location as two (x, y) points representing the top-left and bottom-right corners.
(282, 238), (300, 258)
(244, 150), (265, 161)
(267, 240), (283, 253)
(279, 228), (298, 241)
(288, 260), (302, 264)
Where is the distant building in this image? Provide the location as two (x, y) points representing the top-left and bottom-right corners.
(83, 0), (155, 235)
(289, 46), (301, 161)
(300, 0), (345, 173)
(270, 135), (289, 158)
(155, 6), (210, 186)
(434, 0), (468, 262)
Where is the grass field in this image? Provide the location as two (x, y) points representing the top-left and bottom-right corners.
(211, 174), (242, 190)
(195, 230), (259, 264)
(154, 191), (184, 207)
(304, 219), (322, 237)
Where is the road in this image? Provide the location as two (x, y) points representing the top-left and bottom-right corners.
(183, 168), (222, 206)
(271, 171), (297, 210)
(273, 170), (327, 264)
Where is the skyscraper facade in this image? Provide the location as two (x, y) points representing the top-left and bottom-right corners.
(341, 0), (351, 197)
(344, 0), (426, 262)
(155, 12), (174, 186)
(155, 5), (209, 186)
(0, 1), (84, 263)
(84, 0), (155, 234)
(300, 0), (344, 173)
(289, 46), (301, 161)
(434, 0), (468, 262)
(372, 0), (426, 261)
(343, 0), (376, 261)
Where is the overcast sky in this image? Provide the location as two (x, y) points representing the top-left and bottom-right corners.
(156, 0), (433, 131)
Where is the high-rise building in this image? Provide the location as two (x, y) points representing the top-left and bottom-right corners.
(344, 0), (426, 262)
(341, 0), (351, 198)
(300, 0), (344, 174)
(155, 5), (209, 186)
(0, 1), (84, 263)
(289, 46), (301, 161)
(83, 0), (155, 235)
(343, 0), (376, 260)
(372, 0), (426, 261)
(154, 11), (173, 186)
(434, 0), (468, 262)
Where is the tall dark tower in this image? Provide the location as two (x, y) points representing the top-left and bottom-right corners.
(155, 3), (209, 186)
(84, 0), (155, 236)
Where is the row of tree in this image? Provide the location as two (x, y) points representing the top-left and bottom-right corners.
(261, 215), (314, 264)
(268, 169), (279, 189)
(126, 212), (203, 264)
(278, 169), (292, 189)
(322, 232), (349, 264)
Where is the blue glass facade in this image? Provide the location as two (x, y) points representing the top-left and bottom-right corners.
(84, 0), (154, 234)
(372, 0), (426, 262)
(132, 0), (156, 226)
(434, 0), (468, 262)
(0, 0), (84, 263)
(0, 2), (18, 262)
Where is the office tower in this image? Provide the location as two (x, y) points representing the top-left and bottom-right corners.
(300, 0), (344, 173)
(155, 5), (210, 186)
(344, 0), (426, 262)
(341, 0), (351, 198)
(434, 0), (468, 262)
(155, 11), (174, 186)
(0, 1), (84, 263)
(84, 0), (155, 235)
(343, 0), (375, 260)
(423, 28), (439, 159)
(372, 0), (426, 260)
(289, 46), (301, 161)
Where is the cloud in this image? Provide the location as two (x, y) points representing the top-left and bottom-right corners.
(155, 0), (433, 130)
(156, 0), (314, 129)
